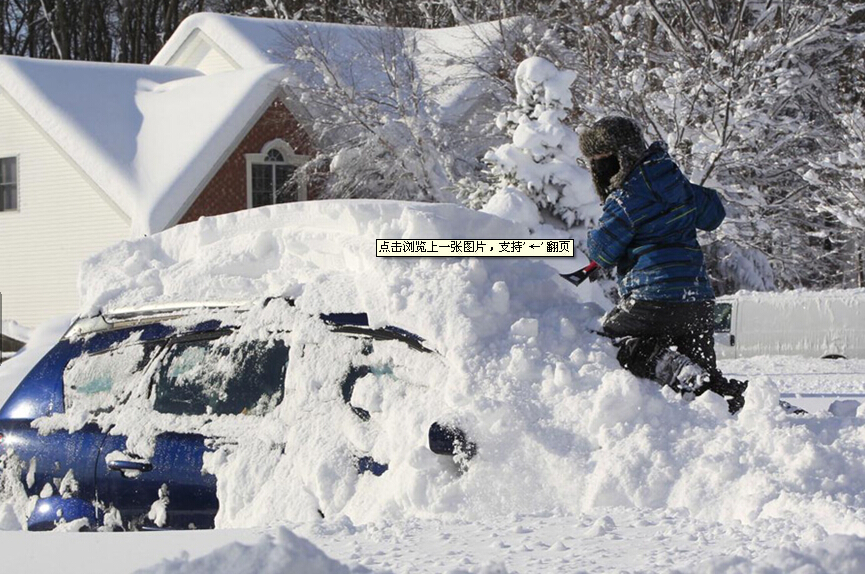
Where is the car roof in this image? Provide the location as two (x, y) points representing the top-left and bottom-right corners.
(64, 299), (431, 352)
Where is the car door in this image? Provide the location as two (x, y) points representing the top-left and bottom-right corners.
(1, 419), (105, 524)
(95, 330), (289, 530)
(19, 335), (164, 529)
(96, 430), (216, 530)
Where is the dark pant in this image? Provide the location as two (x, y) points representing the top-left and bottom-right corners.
(602, 298), (744, 404)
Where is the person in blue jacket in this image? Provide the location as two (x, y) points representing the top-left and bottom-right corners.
(580, 115), (747, 413)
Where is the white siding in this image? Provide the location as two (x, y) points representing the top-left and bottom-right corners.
(193, 45), (238, 75)
(169, 30), (238, 75)
(0, 91), (130, 328)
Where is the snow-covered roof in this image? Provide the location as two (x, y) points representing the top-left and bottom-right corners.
(0, 55), (288, 235)
(153, 13), (513, 123)
(720, 288), (865, 301)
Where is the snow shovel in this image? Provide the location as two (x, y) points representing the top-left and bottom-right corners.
(560, 261), (599, 288)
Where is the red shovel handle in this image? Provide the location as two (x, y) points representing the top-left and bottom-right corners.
(561, 261), (599, 287)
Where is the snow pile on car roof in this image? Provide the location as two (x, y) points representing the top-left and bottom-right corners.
(78, 199), (588, 359)
(72, 200), (865, 538)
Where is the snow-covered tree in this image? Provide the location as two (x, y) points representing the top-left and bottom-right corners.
(480, 56), (599, 229)
(805, 109), (865, 286)
(278, 25), (457, 202)
(538, 0), (865, 291)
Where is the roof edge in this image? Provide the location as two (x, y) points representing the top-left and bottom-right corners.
(157, 84), (288, 232)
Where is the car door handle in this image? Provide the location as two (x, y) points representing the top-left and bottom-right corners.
(107, 460), (153, 473)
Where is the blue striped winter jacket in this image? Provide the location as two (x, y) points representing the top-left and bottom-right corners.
(587, 142), (725, 302)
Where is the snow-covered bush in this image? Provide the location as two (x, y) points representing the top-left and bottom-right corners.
(704, 240), (775, 294)
(479, 56), (598, 230)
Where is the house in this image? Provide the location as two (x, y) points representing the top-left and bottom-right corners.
(0, 58), (313, 327)
(0, 13), (511, 327)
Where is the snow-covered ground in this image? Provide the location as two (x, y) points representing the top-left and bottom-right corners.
(3, 201), (865, 573)
(722, 356), (865, 396)
(5, 463), (865, 574)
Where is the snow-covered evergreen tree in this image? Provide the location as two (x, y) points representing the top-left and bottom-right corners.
(481, 56), (599, 229)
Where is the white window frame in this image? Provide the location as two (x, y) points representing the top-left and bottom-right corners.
(0, 155), (19, 213)
(245, 139), (310, 208)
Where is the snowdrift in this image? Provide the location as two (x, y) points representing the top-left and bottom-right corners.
(139, 527), (373, 574)
(58, 201), (865, 535)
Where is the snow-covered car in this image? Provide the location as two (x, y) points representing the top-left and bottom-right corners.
(0, 299), (470, 531)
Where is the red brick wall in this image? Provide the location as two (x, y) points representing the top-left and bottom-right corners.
(177, 99), (316, 225)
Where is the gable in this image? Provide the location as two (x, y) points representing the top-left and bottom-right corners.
(164, 28), (239, 75)
(0, 90), (130, 327)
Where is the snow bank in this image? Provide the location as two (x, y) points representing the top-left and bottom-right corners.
(138, 524), (509, 574)
(137, 525), (865, 574)
(53, 201), (865, 535)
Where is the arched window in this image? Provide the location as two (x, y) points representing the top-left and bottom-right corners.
(245, 140), (310, 208)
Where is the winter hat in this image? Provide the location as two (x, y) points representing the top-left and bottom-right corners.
(579, 115), (648, 197)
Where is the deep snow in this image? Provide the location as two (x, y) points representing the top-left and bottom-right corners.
(2, 200), (865, 573)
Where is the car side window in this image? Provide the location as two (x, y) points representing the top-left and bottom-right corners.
(64, 342), (161, 411)
(152, 336), (288, 416)
(714, 302), (732, 333)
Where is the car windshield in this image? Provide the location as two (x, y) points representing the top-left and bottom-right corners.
(153, 336), (288, 416)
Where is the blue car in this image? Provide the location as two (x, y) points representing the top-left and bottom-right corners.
(0, 299), (472, 531)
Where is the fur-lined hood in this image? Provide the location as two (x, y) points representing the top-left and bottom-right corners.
(579, 116), (648, 198)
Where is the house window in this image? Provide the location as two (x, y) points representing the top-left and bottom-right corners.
(0, 157), (17, 212)
(246, 141), (309, 209)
